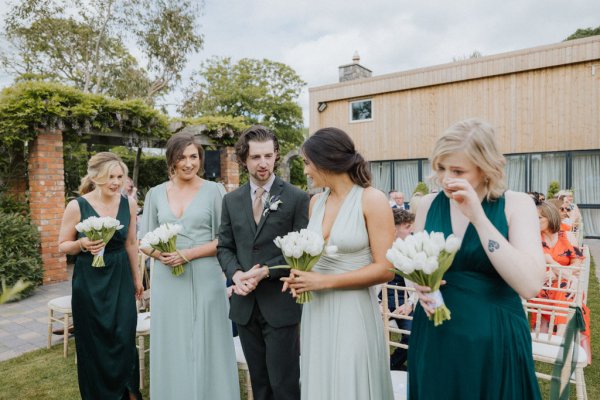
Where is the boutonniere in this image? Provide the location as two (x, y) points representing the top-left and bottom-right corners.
(263, 195), (283, 216)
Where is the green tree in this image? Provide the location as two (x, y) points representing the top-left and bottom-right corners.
(565, 26), (600, 41)
(180, 57), (307, 186)
(179, 57), (306, 155)
(2, 0), (203, 103)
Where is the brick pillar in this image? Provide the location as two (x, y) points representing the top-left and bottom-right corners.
(28, 129), (68, 284)
(220, 146), (239, 192)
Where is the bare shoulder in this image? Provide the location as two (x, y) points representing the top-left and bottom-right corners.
(420, 193), (437, 208)
(504, 190), (537, 224)
(309, 192), (322, 208)
(64, 199), (80, 214)
(504, 190), (536, 211)
(362, 186), (391, 212)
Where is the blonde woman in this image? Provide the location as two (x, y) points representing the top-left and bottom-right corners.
(58, 152), (143, 400)
(408, 119), (545, 400)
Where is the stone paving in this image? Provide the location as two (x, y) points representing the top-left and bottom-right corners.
(0, 240), (599, 363)
(0, 267), (72, 362)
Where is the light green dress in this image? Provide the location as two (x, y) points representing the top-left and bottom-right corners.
(141, 181), (239, 400)
(300, 185), (394, 400)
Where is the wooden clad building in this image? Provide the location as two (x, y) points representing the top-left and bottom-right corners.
(308, 36), (600, 237)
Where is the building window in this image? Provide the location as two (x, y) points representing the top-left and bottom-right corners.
(349, 99), (372, 122)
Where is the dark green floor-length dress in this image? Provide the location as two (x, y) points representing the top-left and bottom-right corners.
(408, 193), (541, 400)
(72, 196), (141, 400)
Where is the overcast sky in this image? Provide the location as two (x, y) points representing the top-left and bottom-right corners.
(2, 0), (600, 125)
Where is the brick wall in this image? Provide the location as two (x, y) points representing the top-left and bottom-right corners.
(28, 129), (68, 283)
(220, 146), (240, 192)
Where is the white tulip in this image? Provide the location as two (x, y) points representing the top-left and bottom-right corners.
(412, 251), (428, 271)
(430, 232), (446, 250)
(91, 218), (104, 231)
(291, 245), (303, 259)
(392, 238), (408, 254)
(422, 256), (439, 274)
(445, 235), (462, 253)
(423, 240), (441, 258)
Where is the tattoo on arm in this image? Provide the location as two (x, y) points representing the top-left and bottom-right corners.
(488, 240), (500, 253)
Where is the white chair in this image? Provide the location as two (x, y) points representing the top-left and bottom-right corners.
(381, 283), (414, 400)
(135, 253), (153, 388)
(233, 336), (253, 400)
(524, 262), (588, 400)
(47, 295), (73, 358)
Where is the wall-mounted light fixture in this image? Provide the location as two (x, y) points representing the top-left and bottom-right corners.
(317, 102), (327, 112)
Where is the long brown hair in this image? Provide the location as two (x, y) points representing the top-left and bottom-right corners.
(302, 127), (371, 187)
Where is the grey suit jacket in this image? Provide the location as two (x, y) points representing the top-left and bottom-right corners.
(217, 176), (309, 327)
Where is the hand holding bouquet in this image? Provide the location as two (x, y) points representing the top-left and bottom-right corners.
(386, 231), (461, 326)
(273, 229), (337, 304)
(76, 216), (124, 267)
(140, 223), (186, 276)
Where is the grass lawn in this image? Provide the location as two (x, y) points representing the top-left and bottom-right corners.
(1, 260), (598, 399)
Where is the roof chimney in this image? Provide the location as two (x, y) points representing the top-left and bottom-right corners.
(339, 52), (372, 82)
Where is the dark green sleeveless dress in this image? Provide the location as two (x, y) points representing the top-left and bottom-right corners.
(408, 193), (540, 400)
(72, 196), (141, 400)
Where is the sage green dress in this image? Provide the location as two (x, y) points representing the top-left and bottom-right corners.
(72, 195), (141, 400)
(140, 181), (239, 400)
(408, 193), (541, 400)
(300, 185), (394, 400)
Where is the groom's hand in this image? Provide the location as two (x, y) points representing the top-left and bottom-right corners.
(232, 269), (259, 296)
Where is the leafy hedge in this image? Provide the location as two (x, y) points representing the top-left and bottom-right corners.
(0, 213), (44, 299)
(0, 81), (171, 146)
(176, 115), (250, 146)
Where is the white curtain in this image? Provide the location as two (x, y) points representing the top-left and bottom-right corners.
(505, 155), (527, 193)
(370, 162), (391, 194)
(572, 152), (600, 237)
(392, 160), (419, 198)
(420, 159), (440, 192)
(530, 153), (567, 196)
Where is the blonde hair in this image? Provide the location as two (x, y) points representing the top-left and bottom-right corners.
(430, 118), (506, 200)
(79, 152), (128, 195)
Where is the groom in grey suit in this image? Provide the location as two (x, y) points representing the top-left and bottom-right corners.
(218, 125), (309, 400)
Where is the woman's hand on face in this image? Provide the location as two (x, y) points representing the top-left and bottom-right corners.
(446, 178), (486, 224)
(82, 238), (105, 255)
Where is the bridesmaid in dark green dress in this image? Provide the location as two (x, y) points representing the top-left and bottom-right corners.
(408, 119), (546, 400)
(59, 152), (143, 400)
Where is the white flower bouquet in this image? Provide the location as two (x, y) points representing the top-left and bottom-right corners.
(273, 228), (337, 304)
(386, 231), (461, 326)
(140, 223), (185, 276)
(76, 216), (124, 267)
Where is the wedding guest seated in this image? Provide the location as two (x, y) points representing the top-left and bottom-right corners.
(547, 198), (579, 246)
(535, 202), (588, 331)
(380, 208), (416, 371)
(556, 189), (581, 232)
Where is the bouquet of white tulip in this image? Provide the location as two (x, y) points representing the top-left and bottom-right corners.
(386, 231), (461, 326)
(76, 216), (124, 267)
(140, 223), (185, 276)
(273, 229), (337, 304)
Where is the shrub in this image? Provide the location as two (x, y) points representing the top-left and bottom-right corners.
(413, 181), (429, 195)
(547, 180), (560, 199)
(0, 212), (44, 300)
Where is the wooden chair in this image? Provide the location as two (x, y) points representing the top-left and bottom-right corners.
(136, 253), (153, 388)
(381, 283), (415, 400)
(47, 295), (73, 358)
(233, 336), (253, 400)
(524, 262), (588, 400)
